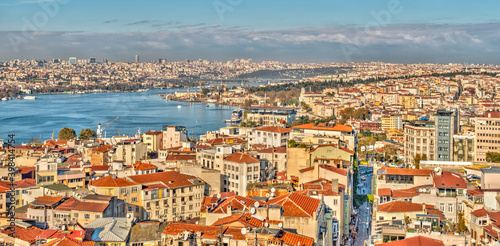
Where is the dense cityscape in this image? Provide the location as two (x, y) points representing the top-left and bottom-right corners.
(2, 0), (500, 246)
(0, 57), (499, 246)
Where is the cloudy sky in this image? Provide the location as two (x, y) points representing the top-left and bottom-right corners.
(1, 0), (500, 64)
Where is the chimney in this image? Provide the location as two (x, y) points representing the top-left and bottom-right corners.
(331, 179), (339, 194)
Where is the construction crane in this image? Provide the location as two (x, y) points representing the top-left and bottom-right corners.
(97, 116), (119, 139)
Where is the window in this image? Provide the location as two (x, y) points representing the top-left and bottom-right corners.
(74, 213), (78, 218)
(132, 187), (138, 193)
(84, 214), (90, 219)
(333, 199), (338, 206)
(95, 215), (100, 219)
(132, 197), (137, 202)
(448, 204), (453, 213)
(439, 203), (444, 212)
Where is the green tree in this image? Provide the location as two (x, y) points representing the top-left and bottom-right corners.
(58, 127), (76, 140)
(486, 152), (500, 163)
(79, 128), (97, 140)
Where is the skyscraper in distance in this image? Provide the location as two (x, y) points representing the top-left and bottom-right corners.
(69, 57), (77, 65)
(135, 55), (139, 63)
(89, 57), (96, 63)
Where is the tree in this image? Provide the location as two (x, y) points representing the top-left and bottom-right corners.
(413, 154), (422, 169)
(79, 128), (97, 140)
(458, 211), (466, 233)
(58, 127), (76, 140)
(243, 99), (252, 108)
(486, 152), (500, 163)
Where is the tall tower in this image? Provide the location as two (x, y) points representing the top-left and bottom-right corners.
(135, 55), (139, 63)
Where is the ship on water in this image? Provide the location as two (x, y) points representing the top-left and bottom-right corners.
(224, 109), (243, 124)
(24, 96), (36, 100)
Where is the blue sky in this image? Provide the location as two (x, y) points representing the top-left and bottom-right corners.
(1, 0), (500, 63)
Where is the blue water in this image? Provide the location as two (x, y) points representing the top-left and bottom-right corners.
(0, 89), (238, 143)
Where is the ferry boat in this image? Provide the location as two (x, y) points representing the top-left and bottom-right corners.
(177, 105), (182, 108)
(24, 96), (36, 100)
(224, 109), (243, 124)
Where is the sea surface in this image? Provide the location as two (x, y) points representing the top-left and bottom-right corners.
(0, 89), (239, 144)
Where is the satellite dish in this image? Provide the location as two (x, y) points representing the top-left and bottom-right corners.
(217, 193), (222, 199)
(264, 222), (269, 228)
(254, 201), (260, 208)
(195, 221), (199, 225)
(271, 188), (276, 193)
(250, 207), (257, 215)
(278, 222), (283, 229)
(183, 231), (188, 240)
(266, 193), (270, 198)
(241, 227), (247, 235)
(270, 193), (275, 197)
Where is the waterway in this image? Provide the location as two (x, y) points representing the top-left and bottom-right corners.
(0, 89), (239, 143)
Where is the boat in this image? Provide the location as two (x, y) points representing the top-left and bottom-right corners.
(206, 105), (209, 107)
(24, 96), (36, 100)
(177, 105), (182, 108)
(1, 98), (7, 101)
(224, 109), (243, 124)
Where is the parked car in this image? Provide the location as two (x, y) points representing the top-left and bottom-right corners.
(466, 174), (481, 182)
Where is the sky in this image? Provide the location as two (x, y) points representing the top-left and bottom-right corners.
(1, 0), (500, 64)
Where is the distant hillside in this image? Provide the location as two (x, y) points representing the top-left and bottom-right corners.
(237, 67), (351, 79)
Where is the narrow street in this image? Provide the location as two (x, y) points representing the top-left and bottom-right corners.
(353, 165), (373, 246)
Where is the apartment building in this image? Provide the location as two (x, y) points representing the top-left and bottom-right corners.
(142, 131), (162, 152)
(435, 109), (458, 161)
(248, 126), (291, 149)
(127, 171), (206, 221)
(475, 111), (500, 163)
(404, 120), (436, 164)
(223, 152), (260, 196)
(162, 125), (188, 149)
(88, 175), (143, 219)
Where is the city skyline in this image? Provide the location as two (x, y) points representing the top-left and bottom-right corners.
(1, 0), (500, 64)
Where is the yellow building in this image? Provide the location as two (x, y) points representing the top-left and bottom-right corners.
(381, 115), (403, 131)
(142, 131), (162, 152)
(88, 175), (143, 219)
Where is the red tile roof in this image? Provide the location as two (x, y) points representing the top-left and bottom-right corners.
(375, 236), (443, 246)
(467, 189), (484, 197)
(293, 122), (353, 132)
(272, 230), (315, 246)
(212, 212), (267, 228)
(299, 166), (314, 173)
(55, 198), (109, 213)
(133, 161), (158, 170)
(378, 188), (392, 196)
(432, 171), (466, 189)
(43, 237), (83, 246)
(377, 201), (427, 213)
(224, 152), (259, 164)
(319, 164), (348, 176)
(128, 171), (202, 188)
(14, 178), (36, 188)
(91, 175), (138, 187)
(211, 196), (262, 213)
(91, 165), (110, 172)
(0, 225), (44, 243)
(255, 126), (292, 134)
(471, 208), (488, 218)
(91, 145), (113, 153)
(257, 147), (287, 154)
(32, 196), (65, 206)
(265, 192), (321, 218)
(384, 167), (433, 176)
(165, 155), (196, 161)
